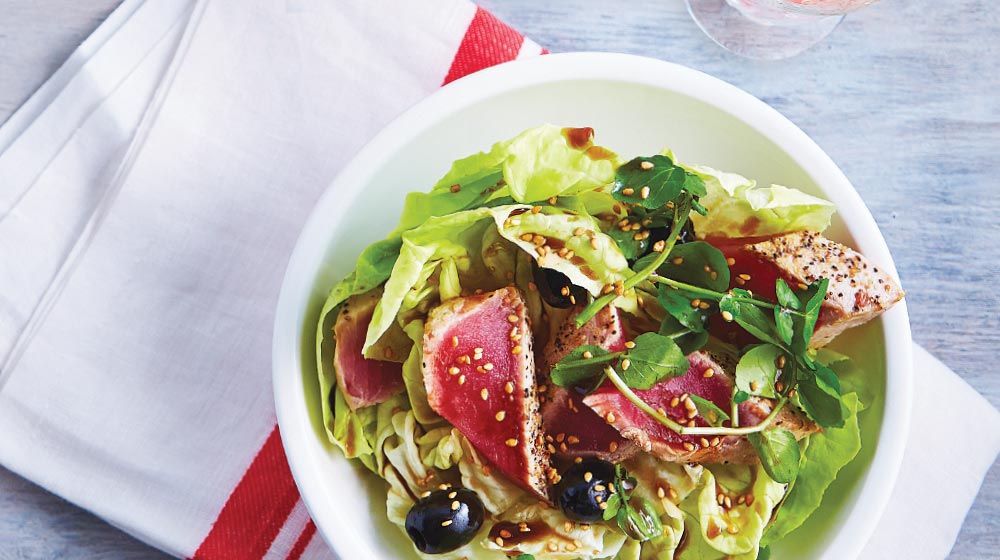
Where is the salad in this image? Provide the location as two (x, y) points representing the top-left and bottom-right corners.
(315, 125), (903, 559)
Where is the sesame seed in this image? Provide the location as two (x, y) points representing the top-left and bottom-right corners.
(548, 196), (558, 205)
(683, 442), (695, 451)
(640, 160), (654, 170)
(727, 524), (740, 535)
(703, 368), (715, 378)
(448, 366), (460, 375)
(640, 186), (650, 199)
(505, 382), (514, 394)
(700, 437), (710, 447)
(745, 494), (754, 505)
(451, 336), (459, 347)
(672, 257), (684, 265)
(609, 441), (618, 452)
(531, 206), (542, 214)
(724, 496), (732, 509)
(711, 437), (721, 447)
(548, 542), (559, 552)
(624, 340), (636, 349)
(507, 314), (518, 323)
(590, 237), (599, 250)
(421, 490), (432, 498)
(750, 381), (759, 392)
(500, 528), (513, 538)
(449, 184), (461, 193)
(442, 520), (453, 527)
(622, 187), (635, 196)
(474, 347), (483, 354)
(495, 536), (504, 546)
(564, 520), (575, 532)
(447, 491), (457, 498)
(505, 438), (518, 447)
(738, 495), (747, 505)
(519, 522), (530, 532)
(721, 310), (734, 322)
(519, 233), (533, 242)
(560, 285), (570, 297)
(573, 227), (586, 236)
(568, 435), (580, 444)
(605, 412), (616, 423)
(621, 359), (631, 371)
(451, 500), (461, 511)
(699, 301), (710, 309)
(680, 393), (689, 403)
(687, 419), (696, 427)
(575, 457), (583, 463)
(776, 355), (786, 368)
(686, 409), (698, 419)
(483, 362), (494, 371)
(480, 389), (488, 400)
(775, 381), (784, 392)
(653, 240), (666, 252)
(739, 273), (752, 281)
(547, 443), (556, 453)
(584, 471), (593, 482)
(726, 257), (736, 266)
(717, 493), (725, 505)
(512, 345), (522, 354)
(476, 365), (485, 373)
(458, 375), (466, 385)
(582, 350), (594, 359)
(495, 411), (506, 421)
(690, 298), (701, 308)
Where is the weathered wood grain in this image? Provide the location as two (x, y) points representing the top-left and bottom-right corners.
(0, 0), (996, 557)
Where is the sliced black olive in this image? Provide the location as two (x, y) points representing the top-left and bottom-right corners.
(554, 458), (615, 522)
(532, 262), (587, 309)
(405, 488), (484, 554)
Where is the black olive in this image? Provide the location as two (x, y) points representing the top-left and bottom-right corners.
(532, 262), (587, 309)
(554, 458), (616, 522)
(405, 488), (485, 554)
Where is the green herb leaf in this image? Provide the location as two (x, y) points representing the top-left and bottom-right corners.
(775, 308), (795, 345)
(603, 492), (622, 520)
(796, 362), (847, 428)
(719, 291), (785, 348)
(621, 497), (664, 542)
(748, 428), (801, 484)
(606, 227), (643, 260)
(612, 155), (691, 209)
(550, 345), (614, 389)
(733, 390), (751, 404)
(775, 279), (801, 311)
(687, 394), (731, 427)
(759, 545), (772, 560)
(658, 315), (709, 355)
(638, 241), (731, 292)
(619, 332), (690, 390)
(514, 555), (536, 560)
(734, 345), (781, 398)
(656, 285), (708, 333)
(797, 278), (829, 350)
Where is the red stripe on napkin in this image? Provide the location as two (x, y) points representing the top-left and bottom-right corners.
(442, 6), (525, 85)
(191, 426), (300, 560)
(287, 520), (317, 560)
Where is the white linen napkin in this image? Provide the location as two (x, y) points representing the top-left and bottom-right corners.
(0, 0), (995, 559)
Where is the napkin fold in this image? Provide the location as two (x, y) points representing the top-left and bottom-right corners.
(0, 1), (995, 559)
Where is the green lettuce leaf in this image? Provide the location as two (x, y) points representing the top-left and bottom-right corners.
(762, 392), (863, 545)
(679, 464), (786, 557)
(663, 150), (835, 238)
(391, 124), (618, 234)
(363, 207), (496, 352)
(490, 205), (637, 312)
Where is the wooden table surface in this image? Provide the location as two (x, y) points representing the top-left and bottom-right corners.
(0, 0), (996, 558)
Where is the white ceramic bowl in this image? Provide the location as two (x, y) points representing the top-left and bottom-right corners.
(273, 52), (912, 560)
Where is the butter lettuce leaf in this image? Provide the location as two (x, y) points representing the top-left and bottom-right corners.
(763, 392), (863, 545)
(663, 150), (835, 238)
(392, 125), (618, 235)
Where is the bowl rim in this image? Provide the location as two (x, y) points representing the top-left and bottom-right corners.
(273, 52), (913, 560)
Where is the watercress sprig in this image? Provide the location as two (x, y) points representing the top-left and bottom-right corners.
(574, 155), (707, 327)
(602, 464), (663, 541)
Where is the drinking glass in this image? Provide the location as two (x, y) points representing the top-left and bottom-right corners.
(686, 0), (881, 60)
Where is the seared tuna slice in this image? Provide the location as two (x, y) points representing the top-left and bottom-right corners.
(713, 231), (904, 347)
(539, 306), (637, 463)
(423, 287), (552, 500)
(583, 352), (817, 464)
(333, 290), (405, 411)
